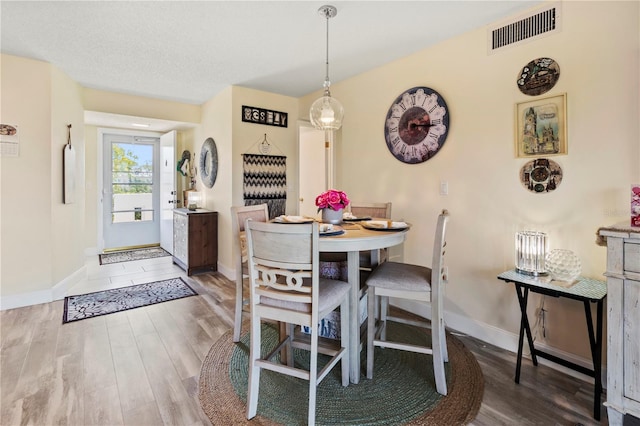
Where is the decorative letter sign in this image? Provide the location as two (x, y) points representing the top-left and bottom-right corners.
(242, 105), (288, 128)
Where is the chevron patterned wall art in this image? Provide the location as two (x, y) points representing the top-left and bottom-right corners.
(242, 154), (287, 219)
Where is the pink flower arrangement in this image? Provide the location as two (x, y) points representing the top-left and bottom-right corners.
(315, 189), (350, 212)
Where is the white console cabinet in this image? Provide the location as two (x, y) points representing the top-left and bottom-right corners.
(599, 224), (640, 425)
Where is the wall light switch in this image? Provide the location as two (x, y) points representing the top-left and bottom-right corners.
(440, 181), (449, 196)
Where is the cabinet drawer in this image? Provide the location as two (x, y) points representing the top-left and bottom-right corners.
(625, 242), (640, 273)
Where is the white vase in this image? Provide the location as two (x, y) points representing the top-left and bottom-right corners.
(322, 208), (343, 224)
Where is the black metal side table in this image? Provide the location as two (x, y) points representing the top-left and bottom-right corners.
(497, 269), (607, 420)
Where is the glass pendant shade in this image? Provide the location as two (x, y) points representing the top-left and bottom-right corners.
(310, 94), (344, 130)
(310, 4), (343, 131)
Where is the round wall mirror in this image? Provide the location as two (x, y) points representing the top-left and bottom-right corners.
(199, 137), (218, 188)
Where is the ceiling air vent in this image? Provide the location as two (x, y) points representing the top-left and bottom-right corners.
(488, 3), (561, 54)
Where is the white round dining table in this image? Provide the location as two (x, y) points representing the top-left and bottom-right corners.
(318, 222), (409, 384)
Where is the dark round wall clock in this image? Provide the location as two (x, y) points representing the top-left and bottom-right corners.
(384, 86), (450, 164)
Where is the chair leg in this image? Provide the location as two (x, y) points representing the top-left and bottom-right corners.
(441, 318), (449, 363)
(233, 261), (244, 343)
(340, 299), (350, 387)
(431, 314), (447, 396)
(366, 286), (376, 379)
(308, 326), (319, 425)
(286, 323), (294, 367)
(246, 318), (262, 419)
(380, 295), (389, 341)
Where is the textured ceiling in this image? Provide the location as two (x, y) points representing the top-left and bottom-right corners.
(2, 1), (540, 107)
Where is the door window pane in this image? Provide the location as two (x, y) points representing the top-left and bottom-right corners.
(111, 142), (154, 223)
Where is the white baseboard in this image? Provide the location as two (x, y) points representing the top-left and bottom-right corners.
(392, 298), (604, 384)
(1, 265), (87, 310)
(52, 265), (87, 301)
(217, 262), (235, 281)
(0, 290), (53, 310)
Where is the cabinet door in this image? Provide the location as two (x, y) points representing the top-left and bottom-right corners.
(173, 213), (188, 264)
(624, 278), (640, 403)
(187, 213), (216, 268)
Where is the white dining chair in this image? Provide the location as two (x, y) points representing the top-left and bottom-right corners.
(230, 204), (269, 342)
(349, 201), (392, 269)
(365, 209), (450, 396)
(245, 220), (350, 425)
(320, 201), (393, 271)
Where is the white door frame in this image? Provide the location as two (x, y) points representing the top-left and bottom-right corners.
(97, 127), (167, 252)
(160, 130), (177, 253)
(297, 121), (329, 218)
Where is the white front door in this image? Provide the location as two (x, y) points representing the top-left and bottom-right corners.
(160, 130), (177, 253)
(298, 123), (327, 217)
(102, 133), (160, 250)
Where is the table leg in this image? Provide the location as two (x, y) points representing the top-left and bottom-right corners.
(347, 250), (361, 384)
(589, 300), (604, 420)
(514, 285), (537, 383)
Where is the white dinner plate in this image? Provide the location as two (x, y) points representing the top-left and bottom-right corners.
(273, 215), (315, 224)
(342, 215), (372, 222)
(361, 220), (409, 231)
(320, 225), (345, 237)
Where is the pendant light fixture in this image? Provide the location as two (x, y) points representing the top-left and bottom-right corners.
(309, 5), (344, 131)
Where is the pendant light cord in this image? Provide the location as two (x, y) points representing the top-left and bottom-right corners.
(324, 12), (330, 88)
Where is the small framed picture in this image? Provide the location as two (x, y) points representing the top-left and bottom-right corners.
(515, 93), (567, 158)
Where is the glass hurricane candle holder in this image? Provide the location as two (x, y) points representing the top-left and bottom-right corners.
(515, 231), (548, 276)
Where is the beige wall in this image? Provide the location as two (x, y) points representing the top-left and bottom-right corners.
(83, 88), (200, 124)
(50, 65), (86, 286)
(302, 1), (639, 360)
(193, 86), (299, 276)
(2, 2), (638, 366)
(1, 54), (85, 302)
(230, 86), (300, 214)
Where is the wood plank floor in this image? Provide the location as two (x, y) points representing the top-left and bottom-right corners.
(1, 255), (609, 425)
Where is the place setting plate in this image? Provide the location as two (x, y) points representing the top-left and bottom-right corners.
(342, 214), (372, 222)
(273, 215), (315, 224)
(361, 220), (409, 231)
(319, 224), (345, 237)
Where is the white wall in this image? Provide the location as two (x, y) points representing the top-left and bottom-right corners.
(301, 1), (639, 361)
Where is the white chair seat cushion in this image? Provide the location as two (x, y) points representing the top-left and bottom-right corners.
(367, 262), (432, 292)
(260, 278), (350, 313)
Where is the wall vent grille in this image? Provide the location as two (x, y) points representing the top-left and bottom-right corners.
(489, 3), (561, 53)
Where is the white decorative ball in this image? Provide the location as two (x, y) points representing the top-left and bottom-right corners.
(545, 249), (581, 282)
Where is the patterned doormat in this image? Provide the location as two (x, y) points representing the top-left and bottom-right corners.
(63, 277), (197, 323)
(99, 247), (171, 265)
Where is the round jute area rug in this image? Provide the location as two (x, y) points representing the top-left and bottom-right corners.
(198, 321), (483, 425)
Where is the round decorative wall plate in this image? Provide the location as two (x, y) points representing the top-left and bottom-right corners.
(520, 158), (563, 193)
(199, 137), (218, 188)
(384, 86), (450, 164)
(517, 57), (560, 96)
(0, 124), (17, 135)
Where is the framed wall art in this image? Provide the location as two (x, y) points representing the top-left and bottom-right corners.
(515, 93), (567, 158)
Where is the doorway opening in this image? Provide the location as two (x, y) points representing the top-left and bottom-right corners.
(98, 129), (176, 253)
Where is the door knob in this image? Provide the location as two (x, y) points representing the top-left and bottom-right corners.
(299, 198), (304, 202)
